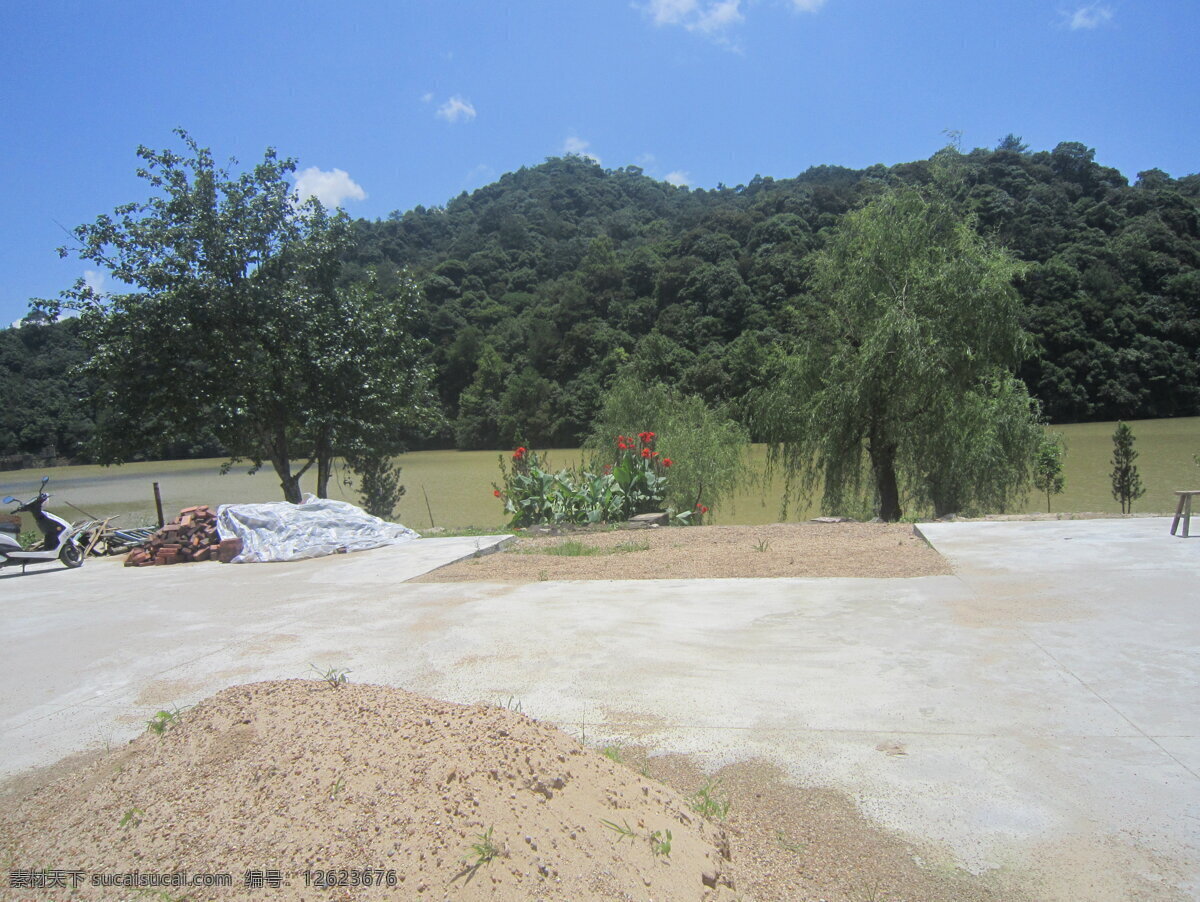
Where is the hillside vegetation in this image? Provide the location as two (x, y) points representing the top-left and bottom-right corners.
(5, 139), (1198, 462)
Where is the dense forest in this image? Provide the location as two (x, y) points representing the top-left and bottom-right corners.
(4, 139), (1198, 463)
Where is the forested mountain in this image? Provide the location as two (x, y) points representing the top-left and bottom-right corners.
(0, 315), (95, 466)
(5, 140), (1199, 461)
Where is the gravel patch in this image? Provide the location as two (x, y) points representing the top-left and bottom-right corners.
(415, 523), (951, 582)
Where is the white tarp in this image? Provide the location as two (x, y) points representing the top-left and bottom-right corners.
(216, 494), (418, 563)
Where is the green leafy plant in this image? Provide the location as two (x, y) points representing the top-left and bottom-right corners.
(648, 829), (673, 858)
(538, 540), (607, 557)
(17, 528), (40, 550)
(585, 374), (750, 518)
(753, 539), (771, 552)
(689, 780), (731, 821)
(601, 744), (624, 763)
(310, 664), (350, 689)
(329, 776), (346, 800)
(146, 707), (186, 736)
(464, 826), (500, 868)
(119, 807), (144, 829)
(519, 538), (651, 557)
(600, 818), (638, 842)
(613, 539), (650, 553)
(494, 435), (675, 528)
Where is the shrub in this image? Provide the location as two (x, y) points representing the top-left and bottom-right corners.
(584, 374), (748, 517)
(345, 450), (405, 520)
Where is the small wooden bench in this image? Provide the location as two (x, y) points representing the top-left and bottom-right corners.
(1170, 490), (1200, 537)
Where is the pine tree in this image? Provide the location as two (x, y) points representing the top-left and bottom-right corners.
(1110, 422), (1145, 515)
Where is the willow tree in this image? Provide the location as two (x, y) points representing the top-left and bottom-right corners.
(755, 185), (1043, 521)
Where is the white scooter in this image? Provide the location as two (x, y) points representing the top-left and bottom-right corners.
(0, 476), (87, 573)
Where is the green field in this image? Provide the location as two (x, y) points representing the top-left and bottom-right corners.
(2, 417), (1197, 530)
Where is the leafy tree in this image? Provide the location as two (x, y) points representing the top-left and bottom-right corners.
(20, 139), (1200, 468)
(299, 273), (440, 497)
(0, 318), (96, 463)
(1033, 433), (1067, 513)
(1110, 421), (1145, 514)
(996, 134), (1029, 153)
(754, 185), (1041, 520)
(47, 130), (437, 502)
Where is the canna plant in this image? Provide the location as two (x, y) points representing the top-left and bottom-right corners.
(494, 434), (698, 527)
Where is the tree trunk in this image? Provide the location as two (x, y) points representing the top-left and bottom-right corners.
(316, 454), (331, 499)
(869, 438), (902, 522)
(932, 489), (958, 519)
(271, 457), (303, 504)
(315, 429), (333, 499)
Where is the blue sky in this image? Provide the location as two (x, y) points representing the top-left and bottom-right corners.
(3, 0), (1197, 326)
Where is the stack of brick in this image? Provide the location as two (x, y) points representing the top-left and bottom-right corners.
(124, 505), (243, 567)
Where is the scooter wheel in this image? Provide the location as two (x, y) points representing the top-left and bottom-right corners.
(59, 542), (84, 569)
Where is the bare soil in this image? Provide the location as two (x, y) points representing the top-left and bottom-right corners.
(0, 681), (1024, 902)
(416, 522), (951, 582)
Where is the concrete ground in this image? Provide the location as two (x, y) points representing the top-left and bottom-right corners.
(2, 519), (1197, 899)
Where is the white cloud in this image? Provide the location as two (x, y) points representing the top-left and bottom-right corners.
(293, 167), (367, 209)
(642, 0), (741, 36)
(83, 269), (107, 297)
(1068, 4), (1113, 29)
(691, 0), (743, 34)
(563, 136), (601, 164)
(643, 0), (824, 40)
(420, 92), (434, 103)
(646, 0), (698, 25)
(436, 95), (477, 123)
(664, 170), (691, 187)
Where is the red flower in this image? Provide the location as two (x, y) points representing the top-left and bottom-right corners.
(641, 447), (651, 458)
(662, 458), (672, 467)
(493, 489), (501, 497)
(513, 446), (526, 461)
(701, 505), (709, 514)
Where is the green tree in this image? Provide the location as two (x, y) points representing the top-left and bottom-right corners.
(754, 185), (1042, 520)
(1110, 421), (1145, 514)
(1032, 433), (1067, 513)
(344, 450), (405, 520)
(47, 130), (437, 502)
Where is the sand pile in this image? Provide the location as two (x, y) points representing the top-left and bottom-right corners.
(0, 681), (738, 901)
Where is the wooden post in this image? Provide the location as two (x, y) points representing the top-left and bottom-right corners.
(422, 485), (435, 529)
(153, 482), (165, 529)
